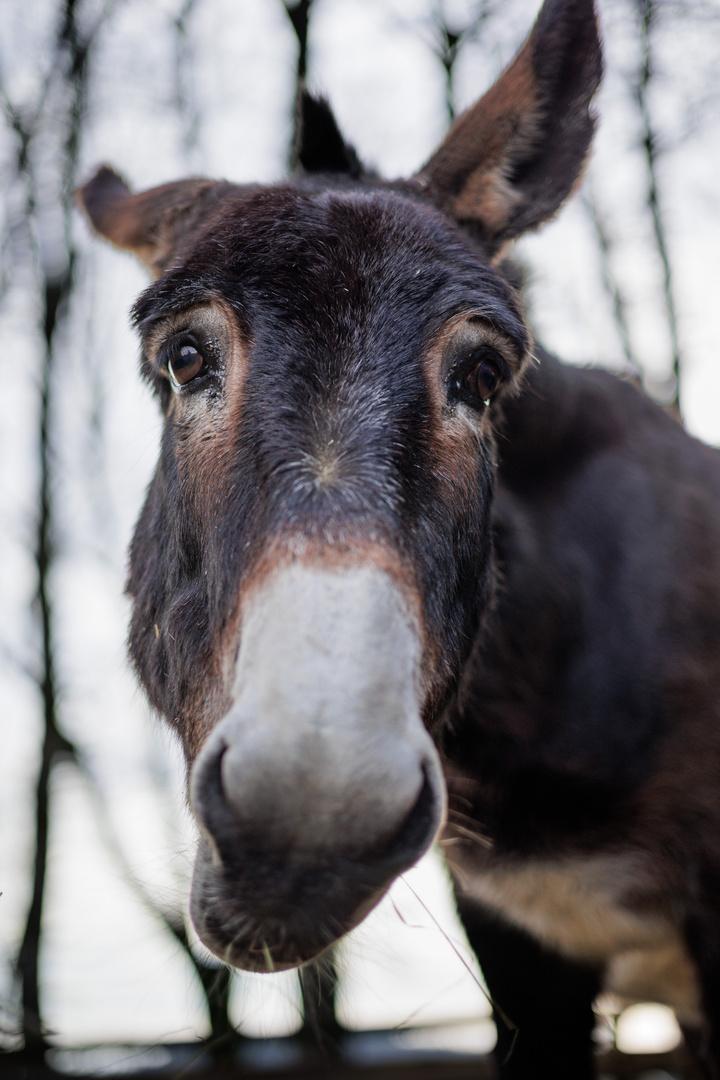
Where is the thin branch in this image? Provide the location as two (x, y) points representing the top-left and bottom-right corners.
(634, 0), (683, 412)
(424, 1), (500, 124)
(298, 959), (343, 1056)
(283, 0), (314, 168)
(12, 0), (121, 1055)
(173, 0), (201, 159)
(15, 252), (76, 1066)
(583, 189), (642, 377)
(434, 19), (461, 123)
(283, 0), (313, 85)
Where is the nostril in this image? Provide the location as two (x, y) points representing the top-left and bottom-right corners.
(190, 711), (444, 870)
(382, 760), (441, 862)
(190, 736), (234, 849)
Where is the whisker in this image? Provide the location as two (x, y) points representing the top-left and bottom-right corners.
(447, 822), (492, 848)
(261, 940), (275, 972)
(445, 790), (474, 809)
(449, 862), (469, 891)
(447, 807), (482, 825)
(398, 875), (516, 1033)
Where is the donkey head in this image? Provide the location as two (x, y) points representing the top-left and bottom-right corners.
(77, 0), (601, 971)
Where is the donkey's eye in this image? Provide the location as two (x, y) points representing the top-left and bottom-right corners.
(168, 342), (205, 388)
(452, 349), (504, 408)
(464, 358), (500, 402)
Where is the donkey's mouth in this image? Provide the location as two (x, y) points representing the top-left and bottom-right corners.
(189, 837), (399, 972)
(189, 764), (443, 971)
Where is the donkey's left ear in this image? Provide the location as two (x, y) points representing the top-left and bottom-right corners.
(416, 0), (602, 253)
(75, 166), (232, 276)
(294, 90), (365, 178)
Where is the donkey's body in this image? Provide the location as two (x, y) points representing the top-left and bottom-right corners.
(77, 0), (720, 1075)
(449, 350), (720, 1073)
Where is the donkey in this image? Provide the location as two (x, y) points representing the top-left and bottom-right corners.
(77, 0), (720, 1075)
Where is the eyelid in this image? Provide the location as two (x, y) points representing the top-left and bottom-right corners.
(158, 331), (199, 367)
(441, 314), (515, 368)
(138, 299), (237, 393)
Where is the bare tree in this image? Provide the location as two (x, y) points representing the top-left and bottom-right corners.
(2, 0), (240, 1062)
(1, 0), (113, 1056)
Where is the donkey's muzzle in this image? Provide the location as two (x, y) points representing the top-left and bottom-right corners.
(187, 563), (445, 970)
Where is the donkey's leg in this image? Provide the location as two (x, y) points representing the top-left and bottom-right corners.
(455, 894), (601, 1080)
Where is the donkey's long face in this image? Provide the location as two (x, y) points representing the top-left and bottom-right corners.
(132, 189), (528, 969)
(78, 0), (601, 970)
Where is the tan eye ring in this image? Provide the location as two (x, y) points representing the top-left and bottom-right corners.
(168, 342), (204, 388)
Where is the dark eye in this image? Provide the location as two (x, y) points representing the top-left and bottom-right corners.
(452, 349), (504, 408)
(168, 341), (205, 388)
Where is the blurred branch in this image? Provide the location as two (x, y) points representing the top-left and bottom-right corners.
(428, 1), (499, 123)
(283, 0), (314, 164)
(0, 91), (34, 174)
(9, 0), (120, 1059)
(435, 22), (461, 124)
(16, 251), (77, 1051)
(0, 235), (12, 306)
(583, 189), (642, 377)
(298, 960), (343, 1058)
(0, 0), (115, 179)
(174, 0), (201, 159)
(283, 0), (313, 85)
(15, 167), (73, 1073)
(633, 0), (682, 412)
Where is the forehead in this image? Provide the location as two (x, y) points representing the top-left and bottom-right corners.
(133, 185), (528, 352)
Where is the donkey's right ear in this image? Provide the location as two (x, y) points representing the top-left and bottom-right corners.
(416, 0), (602, 255)
(75, 166), (229, 277)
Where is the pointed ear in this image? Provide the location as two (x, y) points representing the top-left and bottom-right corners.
(416, 0), (602, 252)
(294, 90), (365, 178)
(74, 166), (231, 276)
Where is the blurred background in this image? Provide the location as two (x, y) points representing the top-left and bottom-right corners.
(1, 0), (719, 1075)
